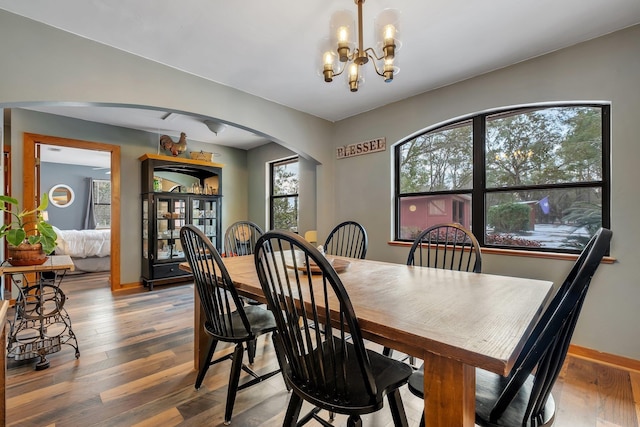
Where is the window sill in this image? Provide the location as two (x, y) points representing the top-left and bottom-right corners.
(387, 241), (616, 264)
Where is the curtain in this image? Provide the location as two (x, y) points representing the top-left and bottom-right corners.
(83, 177), (97, 229)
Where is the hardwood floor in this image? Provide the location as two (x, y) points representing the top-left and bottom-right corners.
(5, 272), (640, 427)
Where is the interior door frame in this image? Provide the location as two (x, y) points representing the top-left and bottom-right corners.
(3, 146), (11, 257)
(23, 133), (121, 291)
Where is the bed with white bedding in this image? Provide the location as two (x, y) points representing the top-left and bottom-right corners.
(53, 227), (111, 272)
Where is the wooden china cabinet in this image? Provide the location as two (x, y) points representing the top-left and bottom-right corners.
(140, 154), (222, 290)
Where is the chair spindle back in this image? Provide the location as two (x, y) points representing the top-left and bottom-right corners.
(324, 220), (368, 259)
(407, 223), (482, 273)
(254, 230), (378, 407)
(224, 221), (264, 257)
(181, 224), (252, 341)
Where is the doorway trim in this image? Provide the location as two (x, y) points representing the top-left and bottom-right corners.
(23, 133), (121, 291)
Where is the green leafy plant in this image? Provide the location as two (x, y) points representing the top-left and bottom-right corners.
(562, 201), (602, 234)
(487, 202), (530, 233)
(0, 194), (58, 254)
(561, 201), (602, 249)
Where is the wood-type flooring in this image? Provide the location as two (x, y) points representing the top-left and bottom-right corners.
(5, 272), (640, 426)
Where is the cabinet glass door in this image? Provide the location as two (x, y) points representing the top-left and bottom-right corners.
(156, 196), (187, 261)
(142, 198), (149, 259)
(192, 197), (218, 247)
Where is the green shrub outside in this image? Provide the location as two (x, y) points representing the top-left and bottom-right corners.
(487, 202), (530, 232)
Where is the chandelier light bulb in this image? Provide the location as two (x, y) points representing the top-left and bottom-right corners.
(323, 51), (335, 82)
(383, 24), (396, 43)
(338, 26), (349, 43)
(383, 58), (394, 82)
(337, 26), (351, 61)
(382, 24), (396, 59)
(324, 51), (335, 66)
(348, 64), (359, 92)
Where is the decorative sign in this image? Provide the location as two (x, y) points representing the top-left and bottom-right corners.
(336, 137), (386, 159)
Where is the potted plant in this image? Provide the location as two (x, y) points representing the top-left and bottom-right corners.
(0, 194), (58, 266)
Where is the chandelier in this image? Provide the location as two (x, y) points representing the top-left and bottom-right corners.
(321, 0), (400, 92)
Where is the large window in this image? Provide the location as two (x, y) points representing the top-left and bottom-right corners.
(395, 104), (610, 253)
(270, 157), (299, 232)
(93, 179), (111, 229)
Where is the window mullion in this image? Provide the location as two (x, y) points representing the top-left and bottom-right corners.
(472, 115), (486, 244)
(601, 105), (611, 230)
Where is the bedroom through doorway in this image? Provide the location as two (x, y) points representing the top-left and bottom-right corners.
(23, 133), (121, 291)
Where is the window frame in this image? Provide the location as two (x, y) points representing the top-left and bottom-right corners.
(269, 156), (299, 232)
(394, 103), (610, 254)
(92, 178), (111, 229)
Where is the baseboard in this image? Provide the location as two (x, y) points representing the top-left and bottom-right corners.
(114, 281), (144, 291)
(568, 344), (640, 372)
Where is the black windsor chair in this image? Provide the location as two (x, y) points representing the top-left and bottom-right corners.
(224, 220), (264, 257)
(180, 225), (283, 425)
(224, 221), (265, 306)
(323, 220), (368, 259)
(406, 222), (482, 272)
(383, 223), (482, 362)
(254, 230), (413, 427)
(407, 227), (612, 427)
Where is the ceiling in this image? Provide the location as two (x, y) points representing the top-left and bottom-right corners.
(2, 0), (640, 150)
(40, 145), (112, 169)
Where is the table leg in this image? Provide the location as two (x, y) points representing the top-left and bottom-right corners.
(193, 289), (208, 371)
(421, 351), (475, 426)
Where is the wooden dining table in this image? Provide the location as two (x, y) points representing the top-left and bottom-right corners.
(180, 255), (553, 427)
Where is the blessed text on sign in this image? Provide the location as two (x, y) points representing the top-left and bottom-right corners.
(336, 137), (386, 159)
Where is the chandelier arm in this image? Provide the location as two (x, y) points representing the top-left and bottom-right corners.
(346, 49), (360, 63)
(364, 47), (385, 62)
(332, 61), (348, 77)
(364, 48), (387, 77)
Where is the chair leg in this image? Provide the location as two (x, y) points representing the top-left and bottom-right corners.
(195, 339), (218, 389)
(224, 343), (245, 425)
(284, 393), (303, 427)
(383, 347), (394, 357)
(346, 415), (363, 427)
(247, 338), (257, 364)
(386, 389), (409, 427)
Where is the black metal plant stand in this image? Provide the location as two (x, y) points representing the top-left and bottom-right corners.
(4, 259), (80, 370)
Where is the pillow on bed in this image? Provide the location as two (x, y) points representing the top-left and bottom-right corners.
(51, 225), (69, 255)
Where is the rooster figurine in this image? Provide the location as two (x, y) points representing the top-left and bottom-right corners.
(159, 132), (188, 156)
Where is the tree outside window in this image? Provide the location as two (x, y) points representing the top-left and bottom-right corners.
(270, 157), (299, 232)
(93, 179), (111, 229)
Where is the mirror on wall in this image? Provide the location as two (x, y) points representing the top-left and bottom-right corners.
(49, 184), (75, 208)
